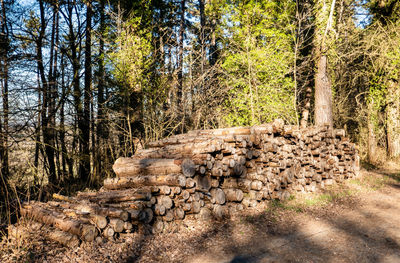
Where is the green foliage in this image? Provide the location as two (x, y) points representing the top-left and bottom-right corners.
(110, 17), (152, 96)
(220, 0), (296, 126)
(367, 75), (387, 115)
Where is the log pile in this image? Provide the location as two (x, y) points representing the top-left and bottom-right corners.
(18, 120), (360, 246)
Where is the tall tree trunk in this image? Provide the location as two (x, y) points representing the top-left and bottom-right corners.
(81, 0), (92, 184)
(0, 0), (9, 182)
(386, 79), (400, 159)
(66, 0), (84, 182)
(60, 53), (68, 178)
(38, 0), (57, 185)
(314, 54), (333, 126)
(96, 0), (107, 178)
(34, 70), (41, 179)
(177, 0), (185, 132)
(314, 0), (335, 127)
(199, 0), (205, 90)
(209, 14), (218, 67)
(367, 99), (377, 164)
(52, 1), (60, 179)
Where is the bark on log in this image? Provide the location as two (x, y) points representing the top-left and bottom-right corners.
(224, 189), (244, 202)
(103, 174), (186, 189)
(21, 203), (97, 242)
(77, 189), (151, 203)
(48, 230), (80, 247)
(210, 188), (226, 205)
(113, 158), (196, 178)
(109, 218), (124, 233)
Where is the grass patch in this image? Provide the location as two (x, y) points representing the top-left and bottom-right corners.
(348, 172), (396, 191)
(266, 185), (356, 214)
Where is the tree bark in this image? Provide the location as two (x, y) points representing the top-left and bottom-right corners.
(177, 0), (185, 132)
(367, 100), (377, 164)
(0, 0), (9, 181)
(38, 0), (57, 184)
(314, 0), (335, 127)
(82, 0), (92, 184)
(386, 79), (400, 158)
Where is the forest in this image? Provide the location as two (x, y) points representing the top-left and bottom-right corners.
(0, 0), (399, 227)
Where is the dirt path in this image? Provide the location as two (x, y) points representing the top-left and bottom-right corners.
(2, 169), (400, 263)
(186, 169), (400, 263)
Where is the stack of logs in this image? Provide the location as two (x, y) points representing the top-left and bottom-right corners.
(19, 120), (360, 246)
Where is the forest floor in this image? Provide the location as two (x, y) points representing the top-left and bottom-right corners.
(1, 166), (400, 263)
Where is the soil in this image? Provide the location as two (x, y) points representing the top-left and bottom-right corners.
(2, 168), (400, 263)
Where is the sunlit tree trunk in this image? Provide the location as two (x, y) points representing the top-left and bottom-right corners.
(314, 0), (335, 127)
(367, 100), (377, 164)
(386, 79), (400, 158)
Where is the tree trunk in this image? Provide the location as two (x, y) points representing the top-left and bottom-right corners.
(314, 0), (335, 127)
(38, 0), (57, 184)
(177, 0), (185, 132)
(199, 0), (205, 91)
(386, 79), (400, 159)
(82, 0), (92, 184)
(314, 54), (333, 126)
(0, 0), (9, 181)
(96, 0), (107, 179)
(66, 0), (85, 182)
(367, 100), (377, 164)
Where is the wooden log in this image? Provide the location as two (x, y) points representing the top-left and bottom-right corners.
(221, 178), (253, 192)
(157, 195), (173, 210)
(174, 207), (185, 220)
(62, 208), (107, 229)
(124, 221), (133, 232)
(162, 210), (174, 222)
(104, 201), (146, 210)
(66, 203), (129, 221)
(187, 201), (201, 214)
(190, 126), (251, 136)
(77, 189), (151, 203)
(113, 158), (196, 178)
(199, 166), (206, 174)
(248, 190), (263, 201)
(154, 204), (166, 216)
(223, 189), (243, 202)
(48, 230), (80, 248)
(103, 226), (115, 239)
(52, 193), (76, 202)
(21, 203), (97, 242)
(195, 175), (212, 192)
(185, 178), (196, 188)
(242, 197), (258, 207)
(103, 174), (186, 189)
(250, 180), (263, 191)
(210, 188), (226, 205)
(181, 202), (192, 212)
(176, 190), (190, 201)
(109, 218), (124, 233)
(171, 187), (182, 195)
